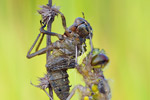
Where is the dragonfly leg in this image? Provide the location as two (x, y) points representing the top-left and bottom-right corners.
(40, 24), (63, 40)
(66, 85), (84, 100)
(27, 41), (62, 59)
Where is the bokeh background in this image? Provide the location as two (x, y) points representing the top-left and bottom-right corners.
(0, 0), (149, 100)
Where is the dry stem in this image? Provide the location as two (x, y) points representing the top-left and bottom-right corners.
(47, 0), (53, 100)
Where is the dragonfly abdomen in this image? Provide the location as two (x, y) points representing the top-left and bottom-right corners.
(48, 70), (70, 100)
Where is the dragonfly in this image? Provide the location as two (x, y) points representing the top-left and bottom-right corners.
(27, 5), (93, 100)
(67, 48), (111, 100)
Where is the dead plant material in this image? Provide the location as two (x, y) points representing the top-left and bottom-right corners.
(38, 5), (60, 24)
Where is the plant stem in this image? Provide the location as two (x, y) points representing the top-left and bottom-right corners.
(47, 0), (53, 100)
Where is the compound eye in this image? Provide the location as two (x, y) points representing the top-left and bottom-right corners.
(81, 21), (85, 24)
(77, 20), (85, 26)
(77, 24), (89, 37)
(75, 17), (86, 25)
(91, 53), (109, 67)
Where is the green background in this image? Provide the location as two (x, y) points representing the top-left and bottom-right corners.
(0, 0), (149, 100)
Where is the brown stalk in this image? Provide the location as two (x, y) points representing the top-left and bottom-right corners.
(47, 0), (53, 100)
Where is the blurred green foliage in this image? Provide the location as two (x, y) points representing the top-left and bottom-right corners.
(0, 0), (149, 100)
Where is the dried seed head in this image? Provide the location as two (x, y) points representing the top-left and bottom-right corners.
(38, 74), (49, 89)
(38, 5), (60, 24)
(31, 74), (49, 90)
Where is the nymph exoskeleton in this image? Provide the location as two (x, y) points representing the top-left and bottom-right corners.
(27, 5), (93, 100)
(67, 48), (111, 100)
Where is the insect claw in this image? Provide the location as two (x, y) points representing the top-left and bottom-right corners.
(40, 20), (46, 28)
(40, 20), (42, 26)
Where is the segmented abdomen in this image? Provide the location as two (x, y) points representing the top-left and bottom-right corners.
(48, 70), (70, 100)
(46, 56), (75, 100)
